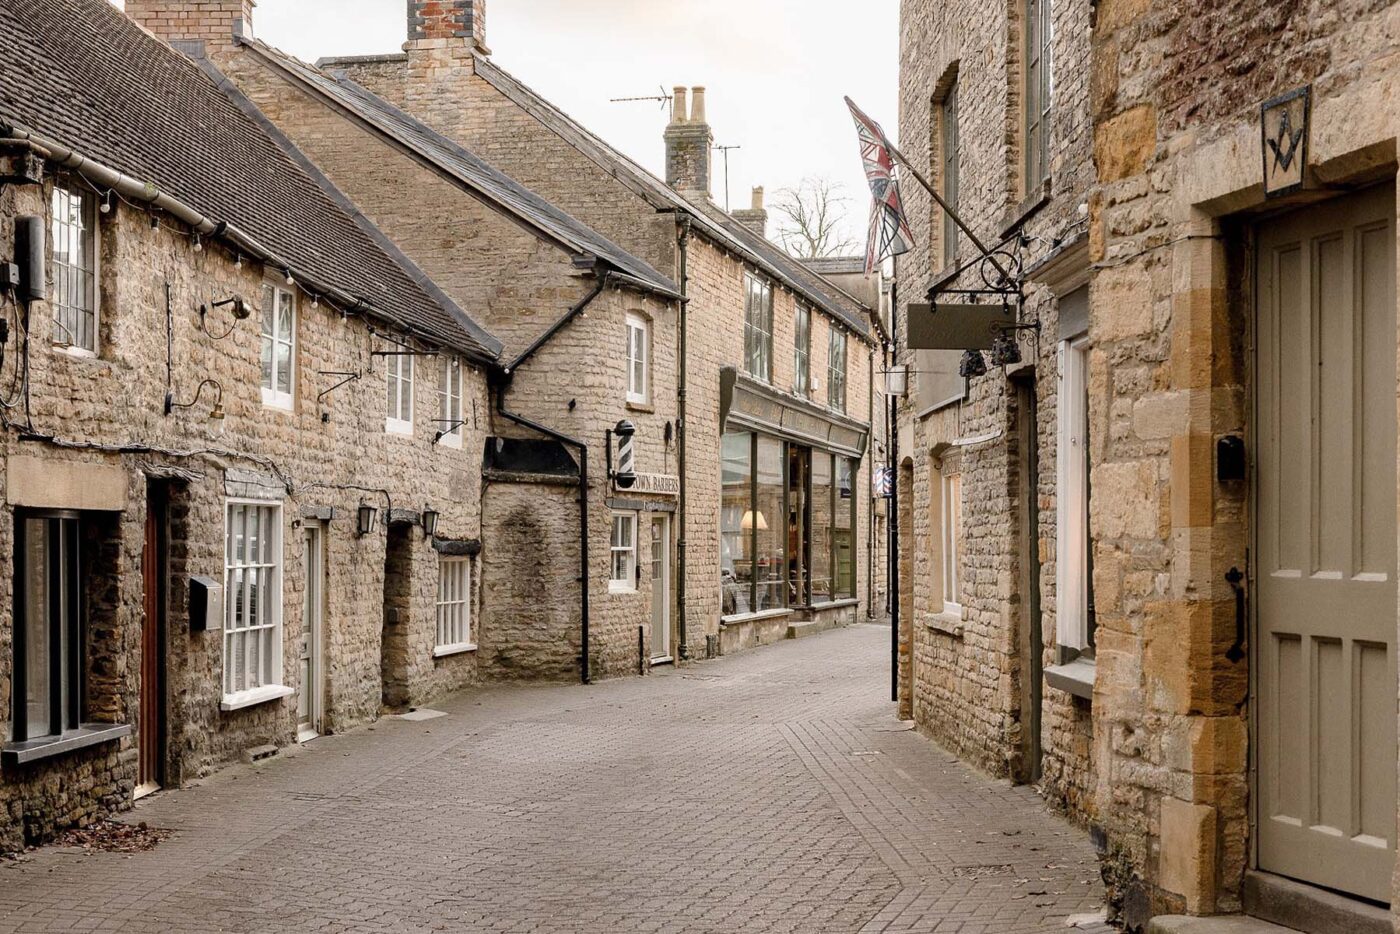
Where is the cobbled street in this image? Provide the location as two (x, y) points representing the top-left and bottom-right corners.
(0, 626), (1108, 933)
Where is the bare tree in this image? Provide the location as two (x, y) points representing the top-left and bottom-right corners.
(771, 177), (857, 259)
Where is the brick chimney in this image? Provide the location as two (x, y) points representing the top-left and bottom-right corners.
(406, 0), (488, 54)
(732, 187), (768, 237)
(124, 0), (254, 55)
(664, 85), (714, 199)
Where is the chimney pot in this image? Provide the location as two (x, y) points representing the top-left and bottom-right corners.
(672, 86), (688, 124)
(733, 186), (770, 238)
(751, 186), (765, 210)
(690, 87), (707, 125)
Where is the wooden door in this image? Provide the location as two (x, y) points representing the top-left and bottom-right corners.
(1255, 184), (1397, 901)
(650, 515), (670, 661)
(137, 492), (164, 797)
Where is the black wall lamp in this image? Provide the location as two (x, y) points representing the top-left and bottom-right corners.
(199, 295), (251, 340)
(422, 504), (439, 538)
(356, 501), (379, 537)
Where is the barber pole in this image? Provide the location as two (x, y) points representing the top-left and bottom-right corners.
(613, 420), (637, 489)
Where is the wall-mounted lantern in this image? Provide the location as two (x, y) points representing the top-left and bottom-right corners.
(422, 504), (440, 539)
(885, 364), (909, 397)
(356, 501), (378, 537)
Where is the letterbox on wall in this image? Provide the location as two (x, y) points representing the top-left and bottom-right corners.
(189, 575), (222, 632)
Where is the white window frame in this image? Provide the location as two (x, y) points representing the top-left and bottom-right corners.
(260, 283), (297, 410)
(940, 459), (963, 617)
(221, 499), (291, 711)
(827, 327), (848, 413)
(610, 512), (638, 592)
(1056, 335), (1092, 651)
(433, 556), (475, 656)
(385, 350), (414, 435)
(437, 355), (463, 448)
(50, 182), (99, 356)
(625, 312), (650, 406)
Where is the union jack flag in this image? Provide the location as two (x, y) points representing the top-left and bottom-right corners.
(845, 96), (914, 274)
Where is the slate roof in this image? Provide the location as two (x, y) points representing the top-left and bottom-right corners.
(802, 256), (869, 276)
(468, 55), (874, 342)
(243, 40), (678, 298)
(0, 0), (500, 361)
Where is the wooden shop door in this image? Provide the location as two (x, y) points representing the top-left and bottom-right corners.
(1255, 183), (1397, 901)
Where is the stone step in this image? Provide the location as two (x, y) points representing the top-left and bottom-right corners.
(786, 619), (836, 639)
(1243, 871), (1391, 934)
(1147, 916), (1299, 934)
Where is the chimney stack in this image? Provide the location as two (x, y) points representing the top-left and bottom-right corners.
(732, 187), (769, 237)
(406, 0), (488, 54)
(124, 0), (254, 55)
(664, 85), (714, 199)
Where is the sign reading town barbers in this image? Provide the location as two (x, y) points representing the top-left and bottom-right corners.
(624, 472), (680, 496)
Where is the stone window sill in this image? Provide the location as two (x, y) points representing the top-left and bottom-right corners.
(625, 399), (655, 414)
(1000, 178), (1053, 238)
(721, 608), (791, 627)
(220, 684), (294, 713)
(433, 642), (477, 659)
(809, 598), (859, 612)
(925, 612), (964, 638)
(2, 723), (131, 766)
(1044, 655), (1096, 700)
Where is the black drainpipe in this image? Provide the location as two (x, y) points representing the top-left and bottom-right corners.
(675, 218), (691, 660)
(497, 272), (611, 684)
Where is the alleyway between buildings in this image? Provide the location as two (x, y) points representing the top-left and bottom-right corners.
(0, 626), (1108, 933)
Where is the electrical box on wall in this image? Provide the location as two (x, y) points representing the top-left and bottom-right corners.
(189, 575), (222, 632)
(15, 215), (45, 304)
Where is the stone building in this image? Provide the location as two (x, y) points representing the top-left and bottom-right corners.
(894, 0), (1095, 797)
(899, 0), (1400, 930)
(0, 0), (501, 848)
(318, 0), (885, 659)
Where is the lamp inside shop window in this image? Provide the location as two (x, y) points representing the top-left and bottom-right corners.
(741, 509), (769, 532)
(422, 504), (439, 538)
(885, 364), (909, 397)
(356, 501), (378, 537)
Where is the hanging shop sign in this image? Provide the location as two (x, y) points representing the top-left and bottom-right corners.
(873, 465), (893, 499)
(905, 302), (1016, 350)
(1261, 85), (1309, 199)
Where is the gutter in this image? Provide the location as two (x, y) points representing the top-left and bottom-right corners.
(0, 123), (480, 360)
(496, 277), (614, 684)
(675, 218), (691, 660)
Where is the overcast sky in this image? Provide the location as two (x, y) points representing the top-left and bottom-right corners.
(120, 0), (900, 252)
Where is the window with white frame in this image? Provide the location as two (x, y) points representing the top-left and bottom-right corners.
(940, 459), (963, 616)
(610, 512), (637, 591)
(744, 273), (774, 382)
(50, 183), (98, 353)
(385, 350), (414, 434)
(625, 312), (650, 405)
(434, 557), (473, 654)
(827, 327), (848, 413)
(223, 502), (284, 702)
(793, 304), (811, 397)
(1056, 335), (1094, 653)
(260, 283), (296, 409)
(437, 355), (463, 446)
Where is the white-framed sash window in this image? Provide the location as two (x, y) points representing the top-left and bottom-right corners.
(625, 312), (650, 405)
(223, 501), (287, 709)
(385, 350), (414, 435)
(1056, 335), (1094, 652)
(50, 183), (98, 354)
(610, 512), (638, 592)
(793, 304), (811, 397)
(827, 327), (848, 413)
(434, 556), (474, 655)
(437, 355), (463, 447)
(940, 458), (963, 616)
(260, 283), (296, 409)
(744, 273), (774, 382)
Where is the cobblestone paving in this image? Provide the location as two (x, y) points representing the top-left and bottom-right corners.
(0, 625), (1110, 933)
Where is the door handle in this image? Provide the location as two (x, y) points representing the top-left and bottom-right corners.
(1225, 566), (1246, 663)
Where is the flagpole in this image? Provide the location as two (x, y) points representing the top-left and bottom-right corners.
(881, 139), (1011, 285)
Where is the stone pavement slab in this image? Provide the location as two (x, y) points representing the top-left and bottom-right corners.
(0, 624), (1108, 933)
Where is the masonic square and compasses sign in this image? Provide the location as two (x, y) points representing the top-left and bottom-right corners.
(1261, 85), (1310, 198)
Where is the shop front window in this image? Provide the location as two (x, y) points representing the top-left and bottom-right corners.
(721, 431), (753, 615)
(810, 453), (833, 603)
(754, 436), (786, 611)
(835, 458), (856, 598)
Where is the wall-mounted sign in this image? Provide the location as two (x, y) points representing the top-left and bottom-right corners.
(906, 303), (1015, 350)
(623, 472), (680, 496)
(873, 465), (893, 499)
(1261, 85), (1310, 198)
